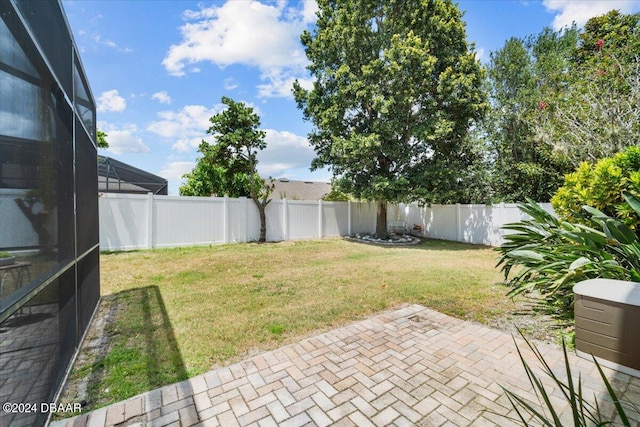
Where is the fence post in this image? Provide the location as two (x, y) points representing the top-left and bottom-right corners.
(347, 200), (352, 236)
(456, 203), (461, 242)
(146, 192), (154, 249)
(283, 198), (289, 241)
(240, 197), (248, 242)
(223, 196), (230, 244)
(318, 199), (323, 238)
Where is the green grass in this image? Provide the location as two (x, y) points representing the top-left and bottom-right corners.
(65, 238), (514, 413)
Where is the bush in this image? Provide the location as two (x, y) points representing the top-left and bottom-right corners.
(322, 188), (350, 201)
(551, 146), (640, 228)
(496, 193), (640, 319)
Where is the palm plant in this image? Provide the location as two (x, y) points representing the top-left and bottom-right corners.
(496, 192), (640, 317)
(502, 331), (638, 426)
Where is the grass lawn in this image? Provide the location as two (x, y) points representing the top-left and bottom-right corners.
(62, 238), (517, 413)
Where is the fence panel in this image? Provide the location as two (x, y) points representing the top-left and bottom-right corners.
(99, 193), (148, 251)
(459, 204), (499, 246)
(423, 204), (458, 241)
(153, 196), (224, 248)
(401, 204), (426, 234)
(288, 201), (319, 240)
(323, 201), (349, 237)
(503, 203), (527, 224)
(228, 197), (247, 243)
(97, 194), (555, 251)
(350, 201), (376, 234)
(265, 200), (284, 242)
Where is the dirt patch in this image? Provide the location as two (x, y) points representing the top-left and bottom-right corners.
(54, 296), (120, 417)
(485, 296), (573, 344)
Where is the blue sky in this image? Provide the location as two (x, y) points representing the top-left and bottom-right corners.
(61, 0), (640, 195)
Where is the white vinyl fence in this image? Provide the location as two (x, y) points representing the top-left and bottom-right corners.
(97, 193), (554, 251)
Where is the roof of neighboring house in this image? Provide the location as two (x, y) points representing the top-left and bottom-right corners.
(98, 155), (168, 195)
(271, 178), (331, 200)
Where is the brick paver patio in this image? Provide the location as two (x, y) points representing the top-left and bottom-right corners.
(49, 304), (640, 427)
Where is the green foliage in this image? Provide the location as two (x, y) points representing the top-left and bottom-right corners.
(552, 146), (640, 227)
(180, 141), (258, 197)
(487, 12), (640, 201)
(486, 28), (576, 202)
(533, 11), (640, 166)
(294, 0), (486, 233)
(97, 129), (109, 149)
(496, 194), (640, 318)
(574, 10), (640, 65)
(502, 330), (637, 426)
(322, 186), (350, 202)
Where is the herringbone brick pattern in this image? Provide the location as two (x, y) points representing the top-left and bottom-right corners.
(50, 305), (640, 427)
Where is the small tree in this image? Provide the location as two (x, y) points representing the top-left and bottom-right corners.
(181, 97), (273, 242)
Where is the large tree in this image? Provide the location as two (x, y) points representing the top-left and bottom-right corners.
(485, 27), (577, 202)
(534, 11), (640, 166)
(294, 0), (485, 238)
(180, 97), (273, 242)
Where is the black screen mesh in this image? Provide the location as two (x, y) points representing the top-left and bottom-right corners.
(0, 3), (100, 426)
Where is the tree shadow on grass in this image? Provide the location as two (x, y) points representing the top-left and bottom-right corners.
(61, 285), (188, 415)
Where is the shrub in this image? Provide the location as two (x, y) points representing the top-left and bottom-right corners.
(496, 193), (640, 319)
(322, 188), (350, 201)
(551, 146), (640, 228)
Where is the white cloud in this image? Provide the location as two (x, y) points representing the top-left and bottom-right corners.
(152, 91), (172, 104)
(543, 0), (640, 30)
(301, 0), (319, 24)
(90, 12), (103, 24)
(257, 72), (313, 98)
(91, 33), (132, 53)
(99, 123), (150, 155)
(163, 0), (316, 97)
(97, 89), (127, 113)
(257, 129), (315, 176)
(224, 77), (239, 91)
(159, 161), (195, 181)
(147, 104), (223, 152)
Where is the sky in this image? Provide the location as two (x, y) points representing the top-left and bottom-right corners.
(61, 0), (640, 195)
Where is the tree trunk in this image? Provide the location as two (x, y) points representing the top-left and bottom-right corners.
(376, 200), (388, 239)
(257, 202), (267, 243)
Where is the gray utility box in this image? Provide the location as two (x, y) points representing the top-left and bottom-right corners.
(574, 279), (640, 378)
